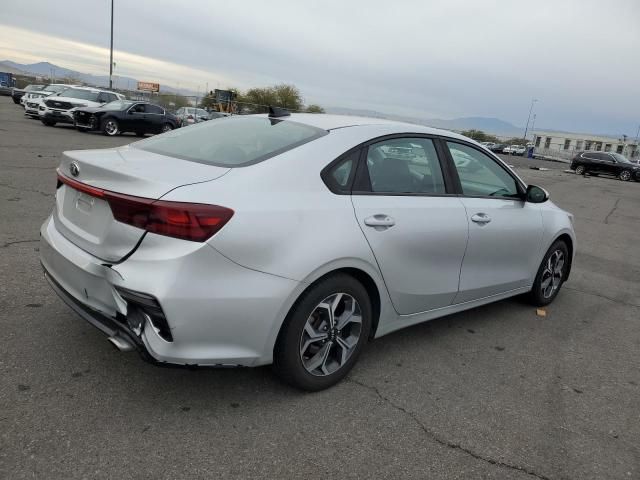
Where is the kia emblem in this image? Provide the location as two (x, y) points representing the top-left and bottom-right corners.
(69, 162), (80, 177)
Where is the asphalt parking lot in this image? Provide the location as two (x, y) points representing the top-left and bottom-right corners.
(1, 96), (639, 480)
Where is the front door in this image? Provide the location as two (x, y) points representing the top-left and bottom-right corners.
(351, 136), (468, 315)
(444, 141), (544, 303)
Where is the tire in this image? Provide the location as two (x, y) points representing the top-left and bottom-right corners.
(273, 274), (372, 391)
(135, 132), (145, 137)
(41, 120), (56, 127)
(161, 123), (173, 133)
(528, 240), (569, 307)
(76, 126), (87, 132)
(574, 165), (586, 175)
(102, 118), (119, 136)
(619, 170), (632, 181)
(12, 97), (20, 104)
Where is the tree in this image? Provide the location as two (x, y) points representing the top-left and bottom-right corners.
(461, 129), (500, 143)
(237, 83), (305, 113)
(305, 104), (325, 113)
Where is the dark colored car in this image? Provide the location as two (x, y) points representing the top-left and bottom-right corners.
(490, 143), (506, 153)
(570, 152), (640, 181)
(73, 100), (179, 137)
(11, 84), (45, 104)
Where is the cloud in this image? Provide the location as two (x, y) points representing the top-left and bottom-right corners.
(1, 0), (639, 134)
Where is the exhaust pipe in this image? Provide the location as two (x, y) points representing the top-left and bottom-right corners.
(108, 335), (135, 352)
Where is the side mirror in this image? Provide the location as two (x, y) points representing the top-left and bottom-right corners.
(526, 185), (549, 203)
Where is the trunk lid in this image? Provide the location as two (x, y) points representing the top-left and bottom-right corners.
(53, 146), (230, 262)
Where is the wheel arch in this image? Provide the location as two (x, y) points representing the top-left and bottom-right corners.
(554, 232), (574, 280)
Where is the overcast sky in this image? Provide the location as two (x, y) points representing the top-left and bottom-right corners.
(1, 0), (639, 134)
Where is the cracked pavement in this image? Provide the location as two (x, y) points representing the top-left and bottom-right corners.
(1, 97), (639, 479)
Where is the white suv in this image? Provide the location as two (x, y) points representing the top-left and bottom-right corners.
(39, 87), (125, 127)
(23, 84), (75, 117)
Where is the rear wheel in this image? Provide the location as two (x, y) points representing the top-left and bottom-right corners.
(619, 170), (632, 181)
(274, 274), (372, 391)
(529, 240), (569, 306)
(574, 165), (586, 175)
(102, 118), (119, 136)
(161, 123), (173, 133)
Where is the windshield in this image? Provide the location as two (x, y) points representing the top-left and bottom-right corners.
(43, 85), (68, 93)
(25, 85), (45, 91)
(55, 88), (101, 101)
(135, 116), (328, 167)
(102, 100), (134, 111)
(611, 153), (632, 163)
(183, 107), (208, 116)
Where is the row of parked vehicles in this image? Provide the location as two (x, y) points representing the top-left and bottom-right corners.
(11, 83), (225, 136)
(479, 142), (527, 156)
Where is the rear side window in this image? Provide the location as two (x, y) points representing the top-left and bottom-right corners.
(322, 149), (360, 193)
(135, 117), (327, 167)
(146, 104), (164, 114)
(364, 138), (446, 194)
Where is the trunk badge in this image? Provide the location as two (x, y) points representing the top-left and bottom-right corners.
(70, 162), (80, 177)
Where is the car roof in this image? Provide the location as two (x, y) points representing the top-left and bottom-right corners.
(265, 113), (470, 141)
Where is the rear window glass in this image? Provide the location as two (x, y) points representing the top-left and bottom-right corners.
(134, 116), (328, 167)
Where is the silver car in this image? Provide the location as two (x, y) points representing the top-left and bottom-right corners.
(40, 112), (575, 391)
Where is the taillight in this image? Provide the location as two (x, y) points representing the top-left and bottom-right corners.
(57, 172), (233, 242)
(187, 115), (194, 119)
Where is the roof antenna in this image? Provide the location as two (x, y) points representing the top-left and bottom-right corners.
(268, 106), (290, 118)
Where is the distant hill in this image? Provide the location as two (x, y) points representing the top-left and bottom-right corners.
(0, 60), (192, 95)
(325, 106), (522, 137)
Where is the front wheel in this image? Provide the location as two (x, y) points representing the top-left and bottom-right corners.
(41, 120), (56, 127)
(102, 118), (119, 136)
(161, 123), (173, 133)
(529, 240), (569, 306)
(274, 274), (372, 391)
(619, 170), (632, 181)
(574, 165), (586, 175)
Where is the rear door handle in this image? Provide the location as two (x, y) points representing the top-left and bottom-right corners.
(364, 214), (395, 230)
(471, 213), (491, 224)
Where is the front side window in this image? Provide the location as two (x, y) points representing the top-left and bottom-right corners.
(135, 116), (327, 167)
(364, 138), (445, 194)
(447, 142), (519, 198)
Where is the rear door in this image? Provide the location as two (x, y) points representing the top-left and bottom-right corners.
(350, 136), (468, 315)
(145, 104), (165, 133)
(444, 141), (543, 303)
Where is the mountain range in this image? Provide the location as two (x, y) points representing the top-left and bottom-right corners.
(0, 60), (191, 96)
(1, 59), (526, 136)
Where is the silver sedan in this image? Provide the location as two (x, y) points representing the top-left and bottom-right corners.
(40, 112), (575, 391)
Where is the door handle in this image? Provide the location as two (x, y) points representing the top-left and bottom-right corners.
(364, 214), (395, 229)
(471, 213), (491, 224)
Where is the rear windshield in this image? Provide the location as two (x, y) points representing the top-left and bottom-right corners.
(134, 116), (328, 167)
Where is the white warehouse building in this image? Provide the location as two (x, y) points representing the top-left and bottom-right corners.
(533, 130), (639, 161)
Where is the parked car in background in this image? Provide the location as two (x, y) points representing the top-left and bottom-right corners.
(570, 151), (640, 181)
(23, 84), (77, 117)
(480, 142), (495, 151)
(489, 143), (506, 153)
(0, 72), (16, 95)
(504, 145), (526, 155)
(208, 111), (230, 120)
(11, 84), (45, 104)
(41, 112), (575, 391)
(175, 107), (209, 126)
(39, 87), (125, 127)
(74, 100), (178, 136)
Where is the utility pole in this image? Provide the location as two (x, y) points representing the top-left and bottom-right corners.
(109, 0), (114, 89)
(523, 98), (538, 140)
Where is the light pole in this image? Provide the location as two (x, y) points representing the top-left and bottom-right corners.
(523, 98), (538, 140)
(109, 0), (114, 89)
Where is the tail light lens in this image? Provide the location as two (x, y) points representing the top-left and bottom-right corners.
(57, 172), (233, 242)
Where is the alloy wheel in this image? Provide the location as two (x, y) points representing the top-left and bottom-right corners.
(541, 250), (564, 299)
(104, 120), (118, 136)
(299, 293), (362, 376)
(575, 165), (585, 175)
(619, 170), (631, 181)
(162, 124), (173, 133)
